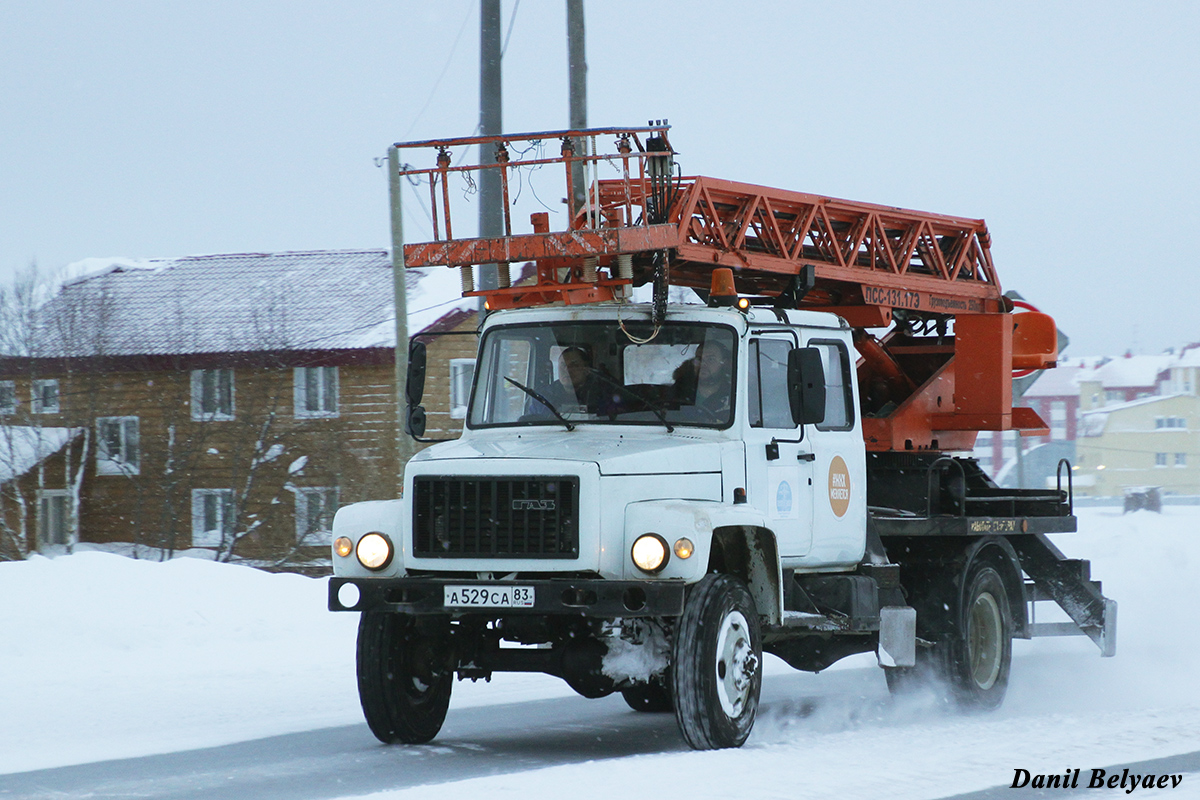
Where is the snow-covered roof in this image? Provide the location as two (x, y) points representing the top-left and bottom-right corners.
(31, 251), (479, 358)
(1022, 365), (1083, 398)
(1171, 345), (1200, 369)
(1077, 392), (1196, 437)
(1080, 392), (1190, 417)
(1084, 354), (1172, 390)
(0, 426), (80, 482)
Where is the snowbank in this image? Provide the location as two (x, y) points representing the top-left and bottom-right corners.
(1, 508), (1198, 798)
(0, 551), (570, 775)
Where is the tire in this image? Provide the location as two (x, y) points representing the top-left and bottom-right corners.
(621, 680), (674, 713)
(356, 612), (453, 744)
(885, 560), (1013, 711)
(671, 574), (762, 749)
(945, 562), (1012, 710)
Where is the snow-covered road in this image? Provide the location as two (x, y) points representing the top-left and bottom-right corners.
(2, 508), (1199, 799)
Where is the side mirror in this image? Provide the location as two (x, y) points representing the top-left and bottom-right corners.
(788, 347), (826, 426)
(404, 404), (427, 438)
(406, 340), (427, 406)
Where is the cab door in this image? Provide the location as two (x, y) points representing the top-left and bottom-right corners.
(798, 334), (866, 567)
(743, 333), (815, 557)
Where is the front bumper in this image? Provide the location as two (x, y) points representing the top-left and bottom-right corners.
(329, 576), (686, 618)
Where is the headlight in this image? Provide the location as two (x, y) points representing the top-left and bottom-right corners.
(356, 532), (394, 570)
(631, 533), (670, 574)
(334, 537), (353, 558)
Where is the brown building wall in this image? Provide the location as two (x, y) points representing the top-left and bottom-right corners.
(2, 358), (400, 559)
(418, 317), (481, 441)
(1, 314), (483, 561)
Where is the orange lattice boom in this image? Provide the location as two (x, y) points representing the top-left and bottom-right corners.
(391, 125), (1058, 452)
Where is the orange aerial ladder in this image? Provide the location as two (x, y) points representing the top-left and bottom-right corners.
(393, 124), (1057, 454)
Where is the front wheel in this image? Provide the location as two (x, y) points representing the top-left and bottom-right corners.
(671, 574), (762, 749)
(356, 612), (453, 744)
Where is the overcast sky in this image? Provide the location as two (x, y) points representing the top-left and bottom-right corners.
(2, 1), (1196, 356)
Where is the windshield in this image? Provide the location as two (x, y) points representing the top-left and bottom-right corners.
(469, 322), (737, 429)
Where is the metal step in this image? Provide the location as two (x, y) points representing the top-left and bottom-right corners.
(1012, 533), (1117, 657)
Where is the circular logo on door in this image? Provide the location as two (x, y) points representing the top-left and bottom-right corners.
(828, 456), (851, 518)
(776, 480), (792, 515)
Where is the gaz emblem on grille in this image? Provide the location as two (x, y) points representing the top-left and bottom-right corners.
(512, 499), (556, 511)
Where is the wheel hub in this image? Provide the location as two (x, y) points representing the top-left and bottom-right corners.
(714, 609), (758, 717)
(968, 591), (1002, 690)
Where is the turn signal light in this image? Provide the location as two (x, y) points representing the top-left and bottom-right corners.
(334, 537), (353, 558)
(673, 538), (694, 559)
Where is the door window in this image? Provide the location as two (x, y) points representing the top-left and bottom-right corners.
(749, 338), (796, 429)
(809, 340), (855, 431)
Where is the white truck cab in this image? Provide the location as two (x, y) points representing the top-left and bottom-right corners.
(334, 303), (865, 592)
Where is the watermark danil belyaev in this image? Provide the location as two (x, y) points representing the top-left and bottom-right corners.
(1012, 768), (1185, 792)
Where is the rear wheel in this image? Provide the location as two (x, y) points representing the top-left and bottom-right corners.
(885, 559), (1013, 710)
(356, 612), (453, 744)
(946, 563), (1012, 709)
(671, 574), (762, 749)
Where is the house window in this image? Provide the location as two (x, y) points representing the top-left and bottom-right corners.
(32, 379), (59, 414)
(1177, 453), (1188, 467)
(96, 416), (140, 475)
(295, 487), (338, 543)
(294, 367), (338, 417)
(0, 380), (14, 414)
(191, 369), (234, 420)
(191, 489), (235, 547)
(449, 359), (476, 419)
(1155, 452), (1168, 468)
(1050, 401), (1067, 440)
(38, 490), (69, 547)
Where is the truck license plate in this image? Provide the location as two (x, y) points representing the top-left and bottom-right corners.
(444, 585), (536, 608)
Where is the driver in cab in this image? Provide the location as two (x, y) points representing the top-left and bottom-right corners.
(541, 347), (599, 412)
(673, 340), (733, 421)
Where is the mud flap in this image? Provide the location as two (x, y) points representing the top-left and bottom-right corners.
(877, 606), (916, 668)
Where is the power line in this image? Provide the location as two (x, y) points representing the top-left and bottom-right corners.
(401, 4), (476, 142)
(501, 0), (521, 58)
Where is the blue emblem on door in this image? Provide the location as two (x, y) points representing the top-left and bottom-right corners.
(776, 480), (792, 515)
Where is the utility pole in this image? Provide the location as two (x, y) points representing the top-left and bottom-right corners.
(387, 146), (417, 483)
(478, 0), (503, 299)
(567, 0), (587, 213)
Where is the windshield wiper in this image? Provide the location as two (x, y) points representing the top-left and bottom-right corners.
(504, 376), (575, 431)
(586, 370), (674, 433)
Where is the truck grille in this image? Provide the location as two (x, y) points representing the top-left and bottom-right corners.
(412, 476), (580, 559)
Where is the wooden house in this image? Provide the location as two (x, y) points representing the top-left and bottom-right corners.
(0, 250), (484, 565)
